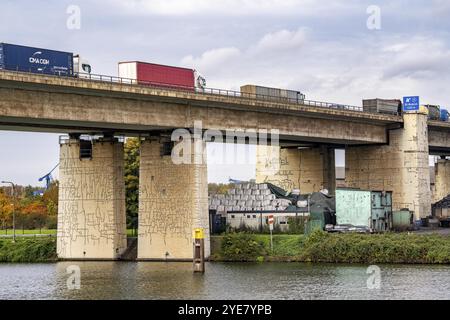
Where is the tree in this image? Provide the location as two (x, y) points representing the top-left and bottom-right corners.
(124, 137), (140, 233)
(20, 200), (48, 232)
(43, 181), (59, 218)
(0, 190), (13, 230)
(208, 183), (235, 195)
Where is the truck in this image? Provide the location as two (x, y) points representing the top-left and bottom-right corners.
(425, 104), (441, 121)
(0, 43), (91, 76)
(362, 99), (402, 115)
(240, 84), (305, 104)
(118, 61), (206, 91)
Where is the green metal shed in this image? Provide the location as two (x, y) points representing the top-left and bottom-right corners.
(336, 188), (392, 232)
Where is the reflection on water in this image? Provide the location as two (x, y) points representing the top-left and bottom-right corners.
(0, 262), (449, 300)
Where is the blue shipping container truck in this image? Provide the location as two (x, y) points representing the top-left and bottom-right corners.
(0, 43), (73, 76)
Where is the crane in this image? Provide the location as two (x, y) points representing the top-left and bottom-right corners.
(38, 163), (59, 189)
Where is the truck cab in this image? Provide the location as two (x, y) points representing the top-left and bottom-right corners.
(73, 55), (92, 77)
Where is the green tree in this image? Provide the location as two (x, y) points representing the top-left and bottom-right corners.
(124, 138), (140, 232)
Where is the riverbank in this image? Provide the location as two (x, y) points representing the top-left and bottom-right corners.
(1, 231), (450, 264)
(210, 231), (450, 264)
(0, 238), (57, 262)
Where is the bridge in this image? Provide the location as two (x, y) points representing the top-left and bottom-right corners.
(1, 70), (450, 261)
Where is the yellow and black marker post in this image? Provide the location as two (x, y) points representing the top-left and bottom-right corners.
(193, 228), (205, 273)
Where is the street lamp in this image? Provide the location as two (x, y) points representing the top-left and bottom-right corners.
(1, 181), (16, 242)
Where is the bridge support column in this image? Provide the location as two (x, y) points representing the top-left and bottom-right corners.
(57, 138), (127, 260)
(432, 159), (450, 203)
(138, 138), (209, 261)
(256, 145), (336, 194)
(346, 113), (431, 220)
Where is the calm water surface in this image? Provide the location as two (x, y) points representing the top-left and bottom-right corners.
(0, 262), (449, 300)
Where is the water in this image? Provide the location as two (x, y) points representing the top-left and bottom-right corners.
(0, 262), (449, 300)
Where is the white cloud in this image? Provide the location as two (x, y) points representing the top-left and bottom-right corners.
(181, 47), (241, 72)
(252, 28), (308, 53)
(381, 38), (450, 80)
(181, 29), (450, 107)
(110, 0), (360, 16)
(1, 0), (450, 183)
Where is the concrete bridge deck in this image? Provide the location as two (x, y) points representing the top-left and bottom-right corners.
(0, 70), (405, 146)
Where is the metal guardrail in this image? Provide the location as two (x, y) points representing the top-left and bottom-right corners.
(1, 67), (367, 113)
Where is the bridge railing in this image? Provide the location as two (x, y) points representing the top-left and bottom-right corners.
(1, 68), (364, 112)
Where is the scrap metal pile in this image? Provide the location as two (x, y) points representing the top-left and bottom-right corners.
(209, 183), (292, 214)
(209, 182), (336, 217)
(432, 194), (450, 227)
(433, 194), (450, 209)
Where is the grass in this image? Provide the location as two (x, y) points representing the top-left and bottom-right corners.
(0, 229), (136, 263)
(211, 231), (450, 264)
(0, 229), (56, 235)
(0, 237), (57, 263)
(2, 229), (449, 264)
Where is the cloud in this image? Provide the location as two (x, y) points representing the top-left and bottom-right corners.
(181, 47), (241, 72)
(180, 28), (308, 85)
(180, 27), (450, 107)
(1, 0), (450, 183)
(251, 28), (308, 53)
(109, 0), (361, 16)
(381, 38), (450, 79)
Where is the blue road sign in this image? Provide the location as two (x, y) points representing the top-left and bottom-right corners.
(403, 96), (420, 112)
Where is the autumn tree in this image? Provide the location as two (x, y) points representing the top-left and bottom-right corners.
(0, 190), (13, 230)
(208, 183), (235, 195)
(43, 182), (58, 228)
(19, 200), (48, 232)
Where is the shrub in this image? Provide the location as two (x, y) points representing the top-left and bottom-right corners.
(0, 238), (57, 263)
(220, 233), (267, 261)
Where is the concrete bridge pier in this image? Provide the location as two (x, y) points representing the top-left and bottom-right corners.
(57, 137), (127, 260)
(433, 158), (450, 203)
(256, 145), (336, 194)
(345, 112), (431, 220)
(138, 137), (210, 261)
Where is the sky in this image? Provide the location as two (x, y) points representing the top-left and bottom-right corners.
(0, 0), (449, 185)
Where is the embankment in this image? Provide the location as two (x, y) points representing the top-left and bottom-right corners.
(211, 231), (450, 264)
(0, 237), (57, 263)
(1, 232), (450, 264)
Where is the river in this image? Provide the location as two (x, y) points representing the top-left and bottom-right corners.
(0, 262), (449, 300)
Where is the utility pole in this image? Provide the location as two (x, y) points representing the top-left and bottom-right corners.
(1, 181), (16, 243)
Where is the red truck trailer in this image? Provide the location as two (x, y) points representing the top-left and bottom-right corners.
(118, 61), (196, 91)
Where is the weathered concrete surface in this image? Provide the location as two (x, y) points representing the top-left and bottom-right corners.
(428, 127), (450, 151)
(346, 113), (431, 220)
(138, 139), (210, 261)
(432, 160), (450, 203)
(0, 70), (396, 145)
(256, 146), (336, 194)
(57, 139), (127, 260)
